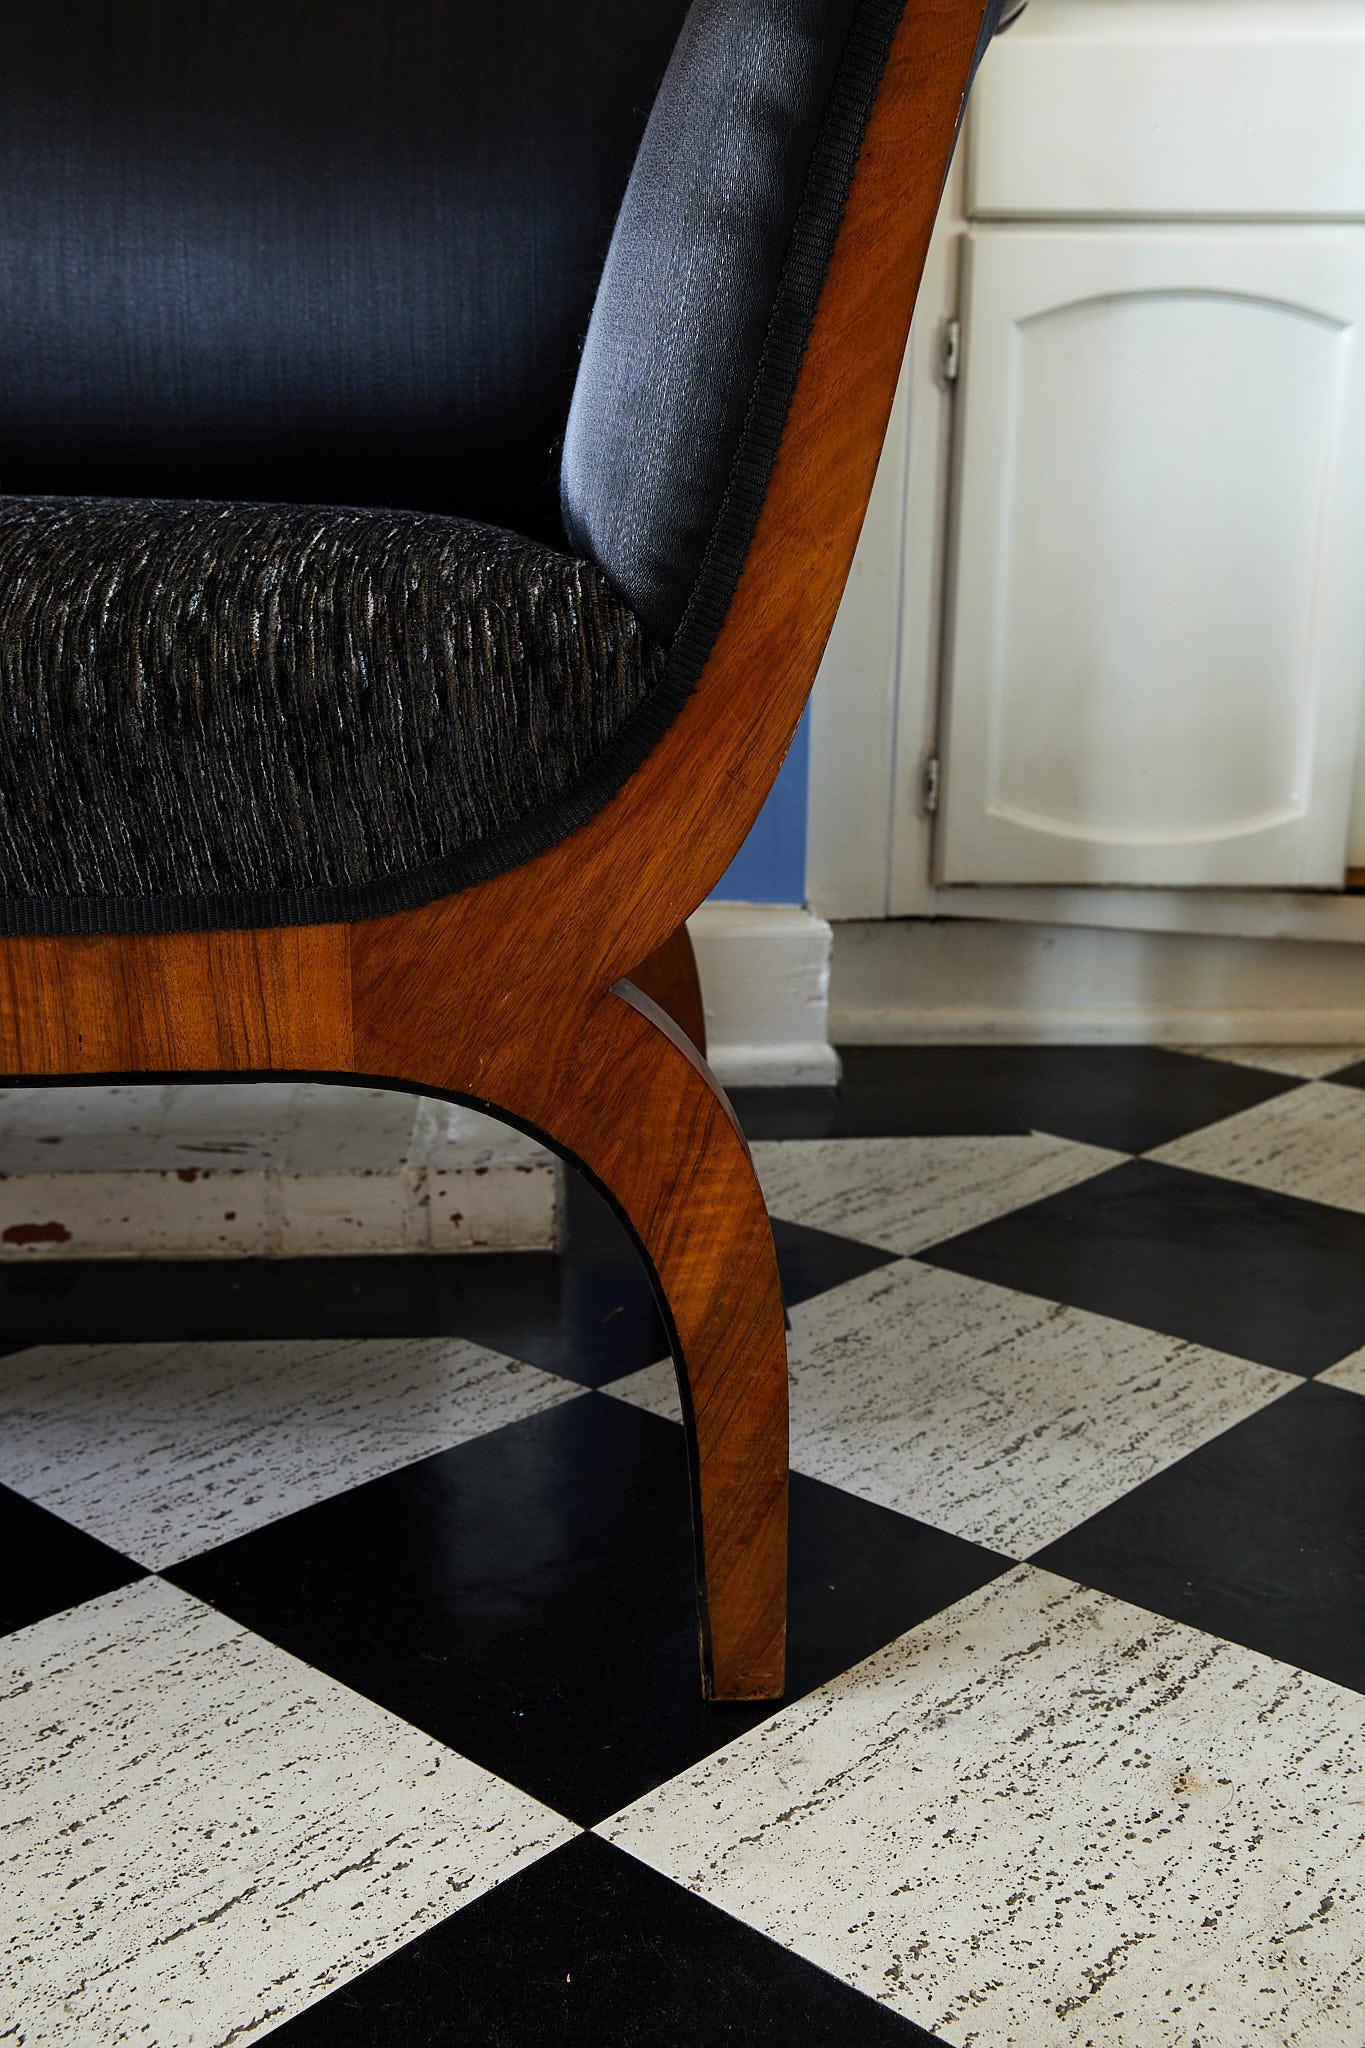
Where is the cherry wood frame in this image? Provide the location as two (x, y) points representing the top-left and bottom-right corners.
(0, 3), (990, 1701)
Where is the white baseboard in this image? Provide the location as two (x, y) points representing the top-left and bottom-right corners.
(0, 1084), (557, 1260)
(831, 916), (1365, 1045)
(688, 903), (838, 1086)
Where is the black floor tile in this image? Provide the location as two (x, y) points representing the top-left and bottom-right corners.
(833, 1044), (1301, 1150)
(921, 1157), (1365, 1376)
(0, 1250), (566, 1350)
(1036, 1379), (1365, 1695)
(169, 1395), (1005, 1826)
(0, 1200), (892, 1391)
(0, 1483), (142, 1635)
(439, 1177), (896, 1387)
(772, 1216), (901, 1309)
(1320, 1056), (1365, 1090)
(266, 1833), (942, 2046)
(731, 1086), (853, 1140)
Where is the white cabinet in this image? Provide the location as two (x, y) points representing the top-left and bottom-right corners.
(967, 0), (1365, 225)
(806, 0), (1365, 934)
(936, 225), (1365, 888)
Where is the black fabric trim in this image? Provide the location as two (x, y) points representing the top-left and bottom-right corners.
(0, 0), (913, 937)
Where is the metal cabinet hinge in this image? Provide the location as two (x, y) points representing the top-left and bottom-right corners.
(939, 319), (961, 386)
(921, 754), (942, 815)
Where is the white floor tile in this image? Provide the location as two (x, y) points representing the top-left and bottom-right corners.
(751, 1134), (1122, 1255)
(0, 1335), (582, 1567)
(609, 1261), (1290, 1556)
(1152, 1081), (1365, 1214)
(1318, 1350), (1365, 1398)
(604, 1566), (1365, 2048)
(1, 1577), (572, 2047)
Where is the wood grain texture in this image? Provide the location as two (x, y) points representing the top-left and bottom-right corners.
(0, 1), (993, 1699)
(363, 981), (787, 1699)
(0, 925), (350, 1075)
(630, 925), (707, 1056)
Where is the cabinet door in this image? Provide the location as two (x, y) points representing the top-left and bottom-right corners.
(936, 228), (1365, 888)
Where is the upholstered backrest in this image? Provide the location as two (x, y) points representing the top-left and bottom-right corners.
(0, 0), (689, 544)
(561, 0), (861, 642)
(3, 0), (1008, 639)
(562, 0), (1007, 641)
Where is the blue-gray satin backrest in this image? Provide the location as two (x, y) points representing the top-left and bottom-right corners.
(2, 0), (1008, 643)
(0, 1), (690, 546)
(562, 0), (1010, 642)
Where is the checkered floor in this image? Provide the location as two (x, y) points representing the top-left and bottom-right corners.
(3, 1045), (1364, 2046)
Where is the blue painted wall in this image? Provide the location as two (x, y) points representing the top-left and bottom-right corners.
(709, 708), (809, 905)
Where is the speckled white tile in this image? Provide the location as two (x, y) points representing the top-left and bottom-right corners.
(0, 1335), (582, 1566)
(609, 1261), (1291, 1556)
(1152, 1081), (1365, 1214)
(1175, 1045), (1365, 1080)
(1319, 1349), (1365, 1398)
(604, 1566), (1365, 2048)
(750, 1134), (1122, 1254)
(1, 1576), (572, 2047)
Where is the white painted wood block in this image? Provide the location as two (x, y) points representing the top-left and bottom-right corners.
(688, 903), (837, 1087)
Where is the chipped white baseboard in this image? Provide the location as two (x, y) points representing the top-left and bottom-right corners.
(0, 1082), (556, 1259)
(688, 902), (837, 1087)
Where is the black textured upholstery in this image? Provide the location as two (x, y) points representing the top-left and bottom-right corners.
(0, 1), (689, 543)
(0, 0), (1005, 934)
(0, 499), (664, 932)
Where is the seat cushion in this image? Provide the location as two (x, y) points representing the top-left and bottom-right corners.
(0, 498), (665, 933)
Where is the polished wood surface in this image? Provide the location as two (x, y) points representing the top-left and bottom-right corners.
(0, 3), (993, 1700)
(630, 925), (707, 1055)
(384, 979), (786, 1701)
(0, 926), (350, 1074)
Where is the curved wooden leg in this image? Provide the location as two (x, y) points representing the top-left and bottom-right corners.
(629, 922), (707, 1057)
(360, 979), (786, 1700)
(517, 983), (784, 1698)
